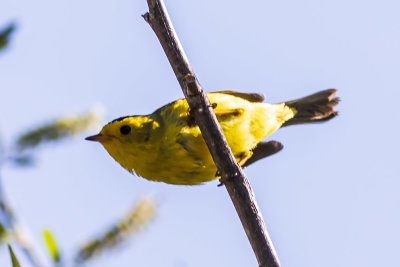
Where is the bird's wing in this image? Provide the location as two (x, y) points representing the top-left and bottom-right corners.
(209, 90), (265, 103)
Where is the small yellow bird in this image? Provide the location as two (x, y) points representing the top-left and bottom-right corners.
(86, 90), (338, 185)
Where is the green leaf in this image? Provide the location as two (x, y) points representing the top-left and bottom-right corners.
(0, 22), (16, 51)
(43, 229), (61, 263)
(7, 244), (21, 267)
(0, 223), (8, 244)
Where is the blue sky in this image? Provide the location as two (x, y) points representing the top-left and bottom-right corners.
(1, 0), (399, 266)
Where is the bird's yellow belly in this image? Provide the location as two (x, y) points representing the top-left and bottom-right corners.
(139, 118), (254, 185)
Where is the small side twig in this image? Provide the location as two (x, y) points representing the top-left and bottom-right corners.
(143, 1), (280, 266)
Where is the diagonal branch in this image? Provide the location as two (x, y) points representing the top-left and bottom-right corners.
(143, 1), (280, 266)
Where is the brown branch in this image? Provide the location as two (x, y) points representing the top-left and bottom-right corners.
(143, 1), (280, 266)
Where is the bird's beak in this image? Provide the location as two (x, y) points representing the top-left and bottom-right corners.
(85, 134), (112, 143)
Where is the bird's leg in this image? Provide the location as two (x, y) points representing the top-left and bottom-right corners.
(237, 152), (251, 167)
(186, 103), (217, 127)
(211, 102), (244, 116)
(186, 108), (197, 127)
(216, 169), (225, 187)
(216, 143), (283, 187)
(187, 103), (242, 126)
(214, 108), (244, 116)
(216, 152), (249, 187)
(242, 141), (284, 168)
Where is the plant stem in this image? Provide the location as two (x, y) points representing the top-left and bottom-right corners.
(0, 170), (46, 267)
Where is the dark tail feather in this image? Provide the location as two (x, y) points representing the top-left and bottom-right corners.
(282, 89), (339, 127)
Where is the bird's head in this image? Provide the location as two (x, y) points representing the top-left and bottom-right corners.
(85, 115), (160, 172)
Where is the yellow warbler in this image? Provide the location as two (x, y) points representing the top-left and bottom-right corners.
(86, 90), (338, 185)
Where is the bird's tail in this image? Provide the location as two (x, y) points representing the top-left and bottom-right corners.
(282, 89), (339, 127)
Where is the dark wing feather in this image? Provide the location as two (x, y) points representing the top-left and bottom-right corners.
(210, 90), (265, 103)
(242, 141), (283, 168)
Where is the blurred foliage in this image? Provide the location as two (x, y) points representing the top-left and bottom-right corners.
(43, 229), (61, 264)
(8, 244), (21, 267)
(0, 108), (104, 266)
(0, 190), (16, 229)
(16, 109), (102, 152)
(0, 223), (8, 245)
(0, 19), (158, 267)
(10, 155), (35, 167)
(0, 23), (16, 51)
(75, 198), (156, 263)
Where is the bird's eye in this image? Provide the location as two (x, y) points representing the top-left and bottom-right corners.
(120, 125), (131, 135)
